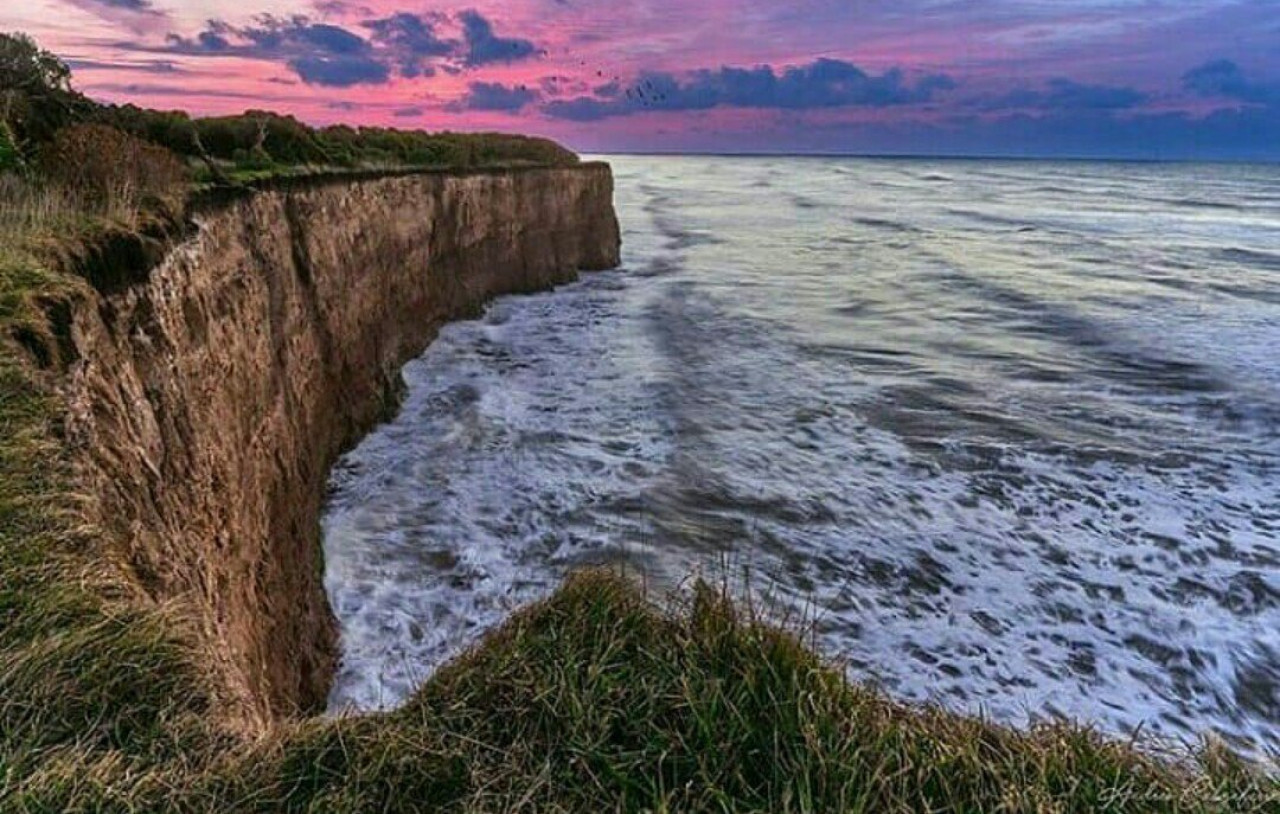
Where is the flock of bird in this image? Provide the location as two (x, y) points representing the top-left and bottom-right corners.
(622, 77), (670, 106)
(580, 58), (672, 107)
(494, 52), (676, 109)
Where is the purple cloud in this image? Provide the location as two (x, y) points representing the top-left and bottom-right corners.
(363, 12), (454, 78)
(165, 17), (388, 86)
(458, 10), (539, 67)
(1183, 60), (1279, 106)
(544, 58), (955, 120)
(159, 10), (541, 86)
(448, 81), (539, 112)
(291, 54), (390, 86)
(985, 79), (1148, 112)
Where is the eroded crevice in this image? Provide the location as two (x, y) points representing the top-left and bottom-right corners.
(11, 325), (53, 369)
(10, 295), (80, 372)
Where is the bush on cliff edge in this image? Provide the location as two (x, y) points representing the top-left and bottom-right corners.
(38, 123), (189, 215)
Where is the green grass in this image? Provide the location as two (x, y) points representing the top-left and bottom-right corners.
(234, 571), (1272, 814)
(0, 173), (1276, 812)
(198, 157), (587, 188)
(6, 571), (1275, 812)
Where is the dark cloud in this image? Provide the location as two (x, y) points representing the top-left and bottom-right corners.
(538, 74), (589, 95)
(291, 23), (367, 54)
(447, 81), (539, 112)
(1183, 60), (1279, 106)
(986, 79), (1147, 112)
(593, 80), (622, 98)
(292, 55), (389, 86)
(923, 105), (1280, 161)
(313, 1), (373, 15)
(67, 57), (182, 74)
(363, 12), (454, 77)
(158, 10), (540, 85)
(165, 16), (388, 87)
(193, 30), (231, 52)
(543, 58), (955, 121)
(459, 10), (539, 66)
(580, 59), (1280, 161)
(84, 82), (271, 101)
(392, 106), (426, 118)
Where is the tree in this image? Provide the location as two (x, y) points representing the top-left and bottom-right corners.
(0, 32), (71, 95)
(0, 32), (85, 152)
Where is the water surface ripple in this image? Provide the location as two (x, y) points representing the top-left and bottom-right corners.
(324, 157), (1280, 758)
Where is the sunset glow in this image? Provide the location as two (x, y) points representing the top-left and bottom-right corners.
(9, 1), (1280, 157)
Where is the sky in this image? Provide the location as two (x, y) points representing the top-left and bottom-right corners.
(5, 0), (1279, 158)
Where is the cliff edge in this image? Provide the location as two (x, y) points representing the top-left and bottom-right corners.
(62, 164), (620, 731)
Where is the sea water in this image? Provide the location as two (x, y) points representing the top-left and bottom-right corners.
(323, 156), (1279, 757)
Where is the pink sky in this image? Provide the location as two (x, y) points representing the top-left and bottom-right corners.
(5, 0), (1279, 157)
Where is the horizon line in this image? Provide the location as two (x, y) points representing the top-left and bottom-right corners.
(580, 150), (1280, 165)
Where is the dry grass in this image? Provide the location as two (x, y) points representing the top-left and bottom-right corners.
(0, 173), (81, 240)
(0, 145), (183, 252)
(0, 124), (189, 266)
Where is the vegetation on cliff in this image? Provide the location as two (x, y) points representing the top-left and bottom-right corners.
(1, 32), (575, 189)
(0, 30), (581, 308)
(0, 32), (1276, 814)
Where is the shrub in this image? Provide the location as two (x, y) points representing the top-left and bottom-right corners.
(0, 124), (20, 172)
(231, 146), (275, 171)
(0, 32), (70, 96)
(37, 123), (188, 215)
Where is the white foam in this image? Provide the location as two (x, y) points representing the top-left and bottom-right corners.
(323, 157), (1279, 761)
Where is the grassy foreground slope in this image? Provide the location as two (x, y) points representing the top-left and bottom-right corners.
(1, 32), (1277, 814)
(5, 558), (1276, 811)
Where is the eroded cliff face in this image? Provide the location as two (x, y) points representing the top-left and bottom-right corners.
(62, 165), (620, 732)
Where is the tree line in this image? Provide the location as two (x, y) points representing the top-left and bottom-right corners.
(0, 32), (577, 181)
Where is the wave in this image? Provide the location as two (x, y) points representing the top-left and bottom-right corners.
(324, 156), (1280, 757)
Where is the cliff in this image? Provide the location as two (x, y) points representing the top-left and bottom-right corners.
(59, 164), (620, 731)
(3, 161), (1269, 810)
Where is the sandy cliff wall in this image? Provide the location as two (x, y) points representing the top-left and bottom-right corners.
(60, 165), (620, 732)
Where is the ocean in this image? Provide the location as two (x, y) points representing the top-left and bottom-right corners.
(322, 156), (1279, 756)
